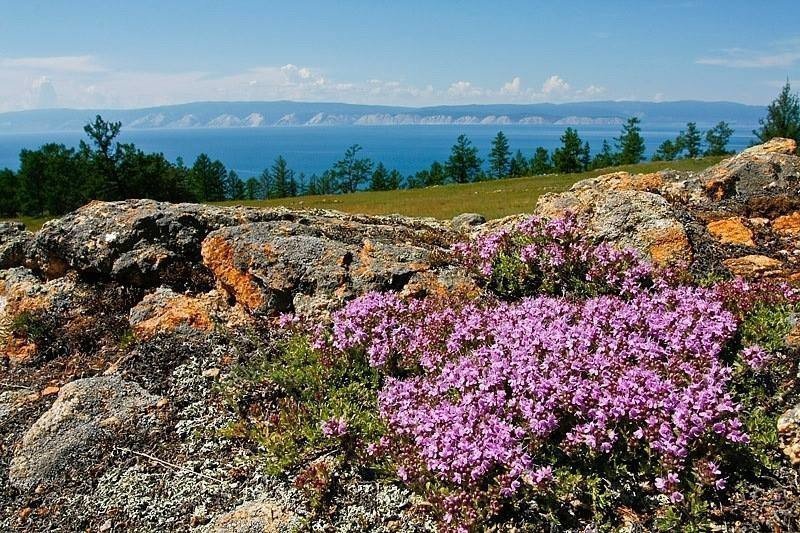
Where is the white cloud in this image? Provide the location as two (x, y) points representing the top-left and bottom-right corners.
(29, 77), (58, 108)
(0, 55), (104, 73)
(697, 40), (800, 68)
(500, 76), (522, 95)
(447, 80), (483, 98)
(541, 75), (570, 96)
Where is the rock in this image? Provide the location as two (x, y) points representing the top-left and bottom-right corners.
(202, 367), (221, 379)
(129, 287), (223, 339)
(773, 211), (800, 237)
(202, 218), (441, 317)
(698, 138), (800, 202)
(9, 375), (158, 491)
(204, 498), (295, 533)
(451, 213), (486, 232)
(744, 137), (798, 155)
(722, 255), (784, 278)
(40, 386), (60, 397)
(0, 268), (81, 365)
(0, 389), (33, 424)
(28, 199), (295, 284)
(536, 188), (691, 265)
(0, 222), (34, 269)
(706, 217), (755, 247)
(778, 404), (800, 465)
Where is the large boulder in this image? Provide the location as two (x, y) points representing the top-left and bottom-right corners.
(8, 375), (159, 491)
(536, 185), (691, 265)
(27, 199), (295, 284)
(699, 138), (800, 203)
(201, 217), (446, 317)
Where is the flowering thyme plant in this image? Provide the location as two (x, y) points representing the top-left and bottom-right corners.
(284, 214), (798, 530)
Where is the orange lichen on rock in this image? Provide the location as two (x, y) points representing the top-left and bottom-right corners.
(201, 235), (265, 312)
(706, 217), (755, 247)
(3, 336), (38, 365)
(130, 289), (216, 339)
(722, 255), (783, 278)
(595, 171), (665, 192)
(773, 211), (800, 236)
(645, 226), (692, 265)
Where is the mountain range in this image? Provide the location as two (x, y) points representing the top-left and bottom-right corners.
(0, 100), (765, 133)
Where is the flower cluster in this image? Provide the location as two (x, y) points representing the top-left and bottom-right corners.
(312, 215), (795, 529)
(338, 285), (745, 524)
(453, 212), (657, 299)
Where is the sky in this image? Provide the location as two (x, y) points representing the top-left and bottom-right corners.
(0, 0), (798, 112)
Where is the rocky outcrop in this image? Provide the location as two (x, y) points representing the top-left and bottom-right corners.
(202, 219), (438, 316)
(536, 178), (692, 265)
(536, 138), (800, 279)
(9, 375), (159, 491)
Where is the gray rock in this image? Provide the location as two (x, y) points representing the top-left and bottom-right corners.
(698, 137), (800, 203)
(9, 375), (158, 491)
(201, 218), (445, 317)
(451, 212), (486, 232)
(0, 389), (32, 424)
(0, 221), (33, 269)
(536, 187), (691, 265)
(28, 199), (298, 284)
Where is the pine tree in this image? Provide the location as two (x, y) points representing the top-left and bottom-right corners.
(445, 134), (482, 183)
(332, 144), (373, 193)
(529, 147), (552, 175)
(225, 170), (246, 200)
(258, 167), (273, 199)
(244, 177), (261, 200)
(189, 154), (226, 201)
(652, 139), (682, 161)
(753, 80), (800, 148)
(370, 162), (388, 191)
(386, 169), (403, 190)
(616, 117), (645, 164)
(704, 121), (735, 156)
(488, 131), (511, 178)
(269, 156), (294, 198)
(509, 150), (529, 177)
(591, 139), (617, 169)
(679, 122), (702, 159)
(0, 168), (18, 216)
(427, 161), (447, 186)
(552, 128), (587, 173)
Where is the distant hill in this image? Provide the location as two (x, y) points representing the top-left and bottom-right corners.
(0, 100), (765, 133)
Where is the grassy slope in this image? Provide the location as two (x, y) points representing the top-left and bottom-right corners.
(218, 157), (723, 220)
(10, 157), (723, 231)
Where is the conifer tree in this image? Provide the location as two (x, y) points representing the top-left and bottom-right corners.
(754, 80), (800, 149)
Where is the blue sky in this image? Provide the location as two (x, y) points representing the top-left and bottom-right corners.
(0, 0), (798, 111)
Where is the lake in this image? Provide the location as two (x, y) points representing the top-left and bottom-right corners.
(0, 124), (758, 178)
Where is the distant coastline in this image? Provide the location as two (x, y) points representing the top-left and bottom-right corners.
(0, 100), (765, 133)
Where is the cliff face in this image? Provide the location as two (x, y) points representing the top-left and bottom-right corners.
(0, 139), (798, 531)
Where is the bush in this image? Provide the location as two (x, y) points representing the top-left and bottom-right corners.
(219, 334), (383, 476)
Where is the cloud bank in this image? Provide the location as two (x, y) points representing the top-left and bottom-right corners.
(0, 55), (608, 112)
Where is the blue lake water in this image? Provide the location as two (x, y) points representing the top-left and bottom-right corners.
(0, 124), (758, 179)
